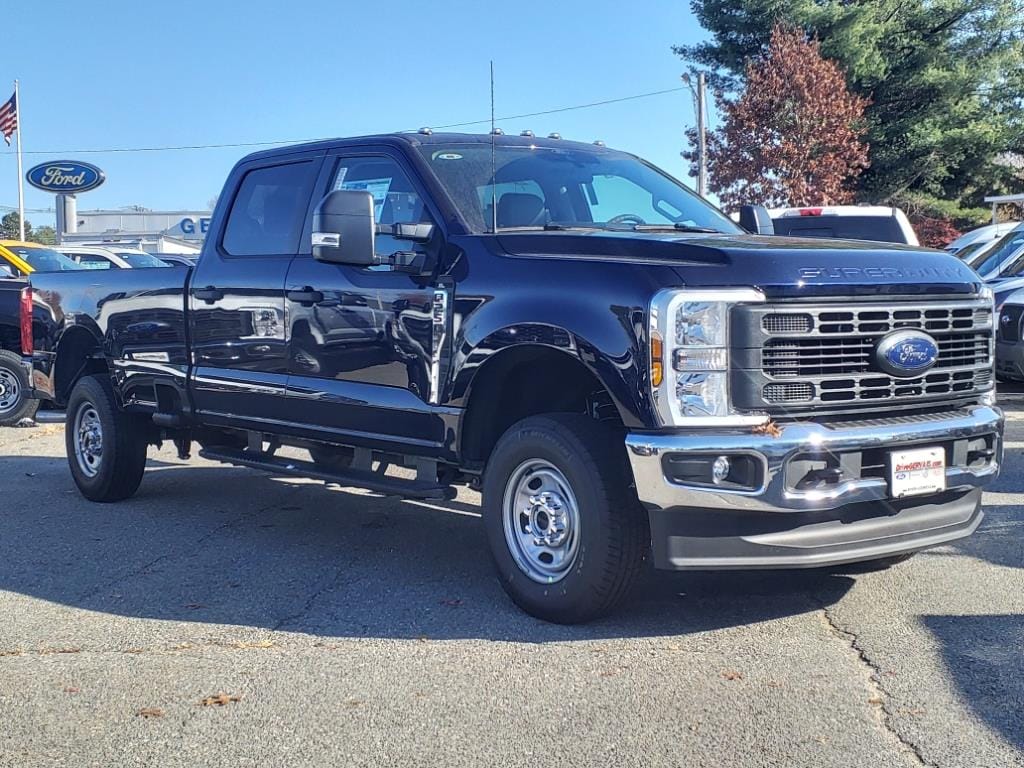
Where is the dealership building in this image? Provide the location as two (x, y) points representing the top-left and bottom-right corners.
(59, 208), (212, 254)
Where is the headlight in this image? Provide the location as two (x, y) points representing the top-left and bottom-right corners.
(649, 288), (767, 426)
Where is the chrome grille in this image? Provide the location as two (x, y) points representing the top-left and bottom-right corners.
(740, 298), (994, 412)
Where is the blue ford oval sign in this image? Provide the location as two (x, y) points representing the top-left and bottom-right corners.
(875, 330), (939, 377)
(26, 160), (105, 193)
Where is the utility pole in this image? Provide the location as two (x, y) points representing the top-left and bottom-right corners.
(681, 72), (708, 197)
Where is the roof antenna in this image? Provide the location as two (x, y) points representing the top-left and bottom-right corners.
(490, 60), (498, 234)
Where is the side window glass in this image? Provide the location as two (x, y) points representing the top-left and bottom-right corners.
(330, 156), (432, 258)
(79, 254), (113, 270)
(223, 161), (314, 256)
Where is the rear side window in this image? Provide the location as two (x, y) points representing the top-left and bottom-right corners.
(223, 161), (315, 256)
(773, 216), (907, 244)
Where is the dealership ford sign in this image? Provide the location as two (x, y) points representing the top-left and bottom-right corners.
(26, 160), (105, 194)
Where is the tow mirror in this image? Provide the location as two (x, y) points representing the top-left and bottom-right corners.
(312, 190), (377, 266)
(738, 204), (775, 236)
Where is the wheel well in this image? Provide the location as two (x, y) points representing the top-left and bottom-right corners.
(459, 346), (621, 469)
(54, 329), (106, 405)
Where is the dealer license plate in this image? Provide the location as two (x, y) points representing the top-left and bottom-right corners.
(889, 446), (946, 498)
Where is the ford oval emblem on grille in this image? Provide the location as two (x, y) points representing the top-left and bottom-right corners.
(875, 330), (939, 377)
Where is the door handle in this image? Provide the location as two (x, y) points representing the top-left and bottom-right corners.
(286, 287), (325, 306)
(194, 285), (224, 303)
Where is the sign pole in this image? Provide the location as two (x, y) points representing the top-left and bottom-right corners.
(14, 80), (24, 241)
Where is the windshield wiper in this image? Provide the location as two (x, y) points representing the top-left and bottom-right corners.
(625, 223), (723, 234)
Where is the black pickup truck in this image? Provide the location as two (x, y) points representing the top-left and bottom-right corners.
(23, 132), (1003, 622)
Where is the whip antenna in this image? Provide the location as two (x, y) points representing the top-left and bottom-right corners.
(490, 61), (498, 234)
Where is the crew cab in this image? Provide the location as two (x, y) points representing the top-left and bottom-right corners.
(22, 132), (1003, 623)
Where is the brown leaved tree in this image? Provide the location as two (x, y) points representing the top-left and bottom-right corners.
(698, 24), (870, 210)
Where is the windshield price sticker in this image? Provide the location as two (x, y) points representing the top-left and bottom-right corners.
(889, 446), (946, 498)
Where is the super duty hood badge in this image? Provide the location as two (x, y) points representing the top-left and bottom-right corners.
(798, 266), (967, 281)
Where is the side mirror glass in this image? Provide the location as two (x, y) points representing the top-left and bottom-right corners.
(312, 190), (377, 265)
(738, 204), (775, 236)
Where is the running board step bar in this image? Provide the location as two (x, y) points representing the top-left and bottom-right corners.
(198, 447), (456, 500)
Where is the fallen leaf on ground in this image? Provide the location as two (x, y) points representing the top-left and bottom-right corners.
(138, 707), (164, 718)
(345, 699), (363, 708)
(767, 681), (782, 688)
(722, 670), (744, 681)
(228, 640), (276, 649)
(200, 692), (242, 707)
(63, 687), (80, 694)
(868, 697), (883, 706)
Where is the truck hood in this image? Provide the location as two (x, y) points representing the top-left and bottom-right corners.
(496, 231), (981, 297)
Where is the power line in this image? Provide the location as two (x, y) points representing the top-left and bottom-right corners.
(0, 86), (687, 157)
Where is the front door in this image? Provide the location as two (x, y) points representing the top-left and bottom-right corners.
(284, 150), (448, 451)
(189, 152), (322, 424)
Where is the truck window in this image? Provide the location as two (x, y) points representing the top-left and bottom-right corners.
(222, 161), (315, 257)
(330, 156), (433, 258)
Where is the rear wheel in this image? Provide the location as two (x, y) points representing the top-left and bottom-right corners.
(65, 375), (148, 502)
(0, 349), (38, 426)
(482, 413), (647, 624)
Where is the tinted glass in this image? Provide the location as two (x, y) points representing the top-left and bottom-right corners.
(971, 226), (1024, 277)
(330, 156), (433, 257)
(418, 143), (740, 234)
(223, 161), (314, 256)
(772, 216), (907, 244)
(75, 253), (115, 270)
(116, 251), (170, 268)
(8, 245), (82, 272)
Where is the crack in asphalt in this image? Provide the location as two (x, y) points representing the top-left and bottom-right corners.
(272, 561), (352, 633)
(822, 605), (936, 768)
(74, 498), (285, 604)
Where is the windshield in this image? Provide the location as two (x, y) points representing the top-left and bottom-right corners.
(971, 225), (1024, 276)
(418, 143), (741, 235)
(116, 251), (170, 268)
(6, 245), (82, 272)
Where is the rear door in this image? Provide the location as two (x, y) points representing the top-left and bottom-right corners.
(189, 151), (323, 425)
(283, 148), (450, 451)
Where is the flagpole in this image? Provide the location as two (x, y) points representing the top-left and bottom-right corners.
(14, 80), (24, 241)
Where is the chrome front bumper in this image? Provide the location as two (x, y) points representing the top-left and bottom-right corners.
(626, 405), (1002, 514)
(625, 405), (1003, 570)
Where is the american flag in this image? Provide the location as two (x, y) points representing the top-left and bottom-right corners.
(0, 92), (17, 146)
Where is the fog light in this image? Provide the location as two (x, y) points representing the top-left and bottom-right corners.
(712, 455), (731, 484)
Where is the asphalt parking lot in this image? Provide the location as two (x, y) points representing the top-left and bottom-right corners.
(0, 407), (1021, 768)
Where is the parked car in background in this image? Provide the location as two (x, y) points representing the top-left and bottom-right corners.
(153, 253), (198, 267)
(59, 245), (137, 270)
(996, 288), (1024, 382)
(954, 241), (991, 264)
(0, 240), (83, 278)
(967, 223), (1024, 280)
(768, 205), (920, 246)
(946, 221), (1020, 255)
(0, 243), (82, 424)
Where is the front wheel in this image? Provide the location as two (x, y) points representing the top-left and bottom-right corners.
(482, 414), (648, 623)
(65, 375), (148, 502)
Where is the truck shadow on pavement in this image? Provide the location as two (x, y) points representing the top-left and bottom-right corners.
(3, 453), (859, 643)
(922, 614), (1024, 752)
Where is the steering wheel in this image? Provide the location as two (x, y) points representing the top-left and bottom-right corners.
(606, 213), (647, 227)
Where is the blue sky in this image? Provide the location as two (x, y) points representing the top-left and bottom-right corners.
(1, 0), (710, 227)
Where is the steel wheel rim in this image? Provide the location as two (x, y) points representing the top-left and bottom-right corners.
(73, 401), (103, 477)
(0, 366), (21, 415)
(502, 459), (581, 583)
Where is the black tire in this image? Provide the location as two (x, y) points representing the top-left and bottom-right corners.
(308, 444), (354, 471)
(482, 413), (648, 624)
(65, 374), (148, 502)
(0, 349), (38, 426)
